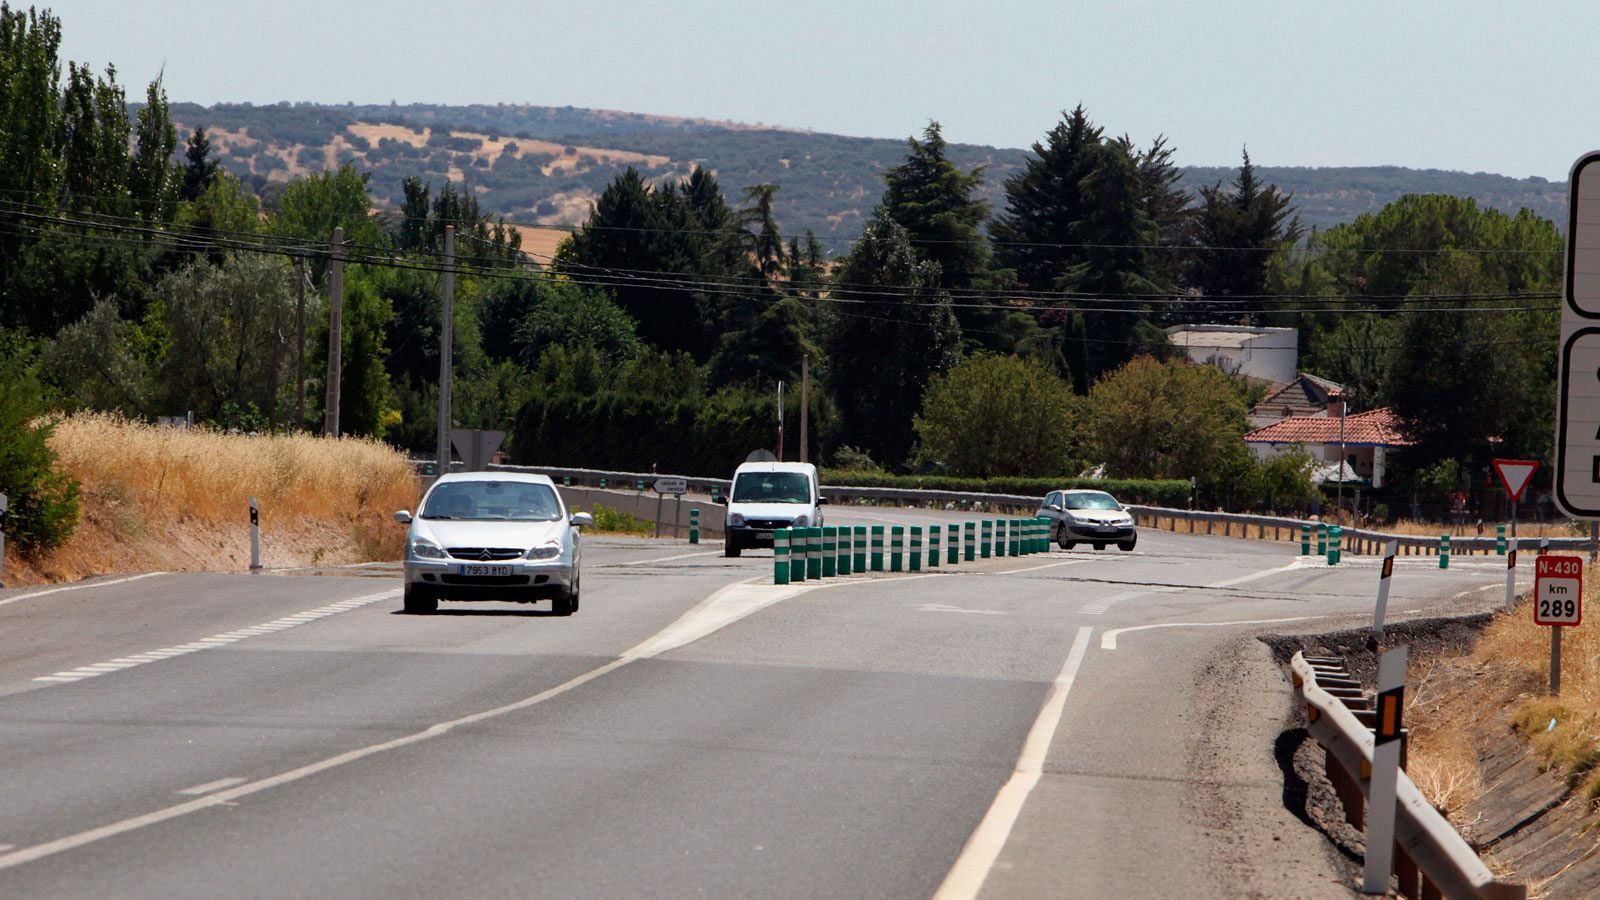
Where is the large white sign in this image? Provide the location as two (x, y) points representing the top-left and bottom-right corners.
(1556, 151), (1600, 517)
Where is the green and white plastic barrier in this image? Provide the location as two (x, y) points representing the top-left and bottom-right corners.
(774, 529), (790, 584)
(791, 527), (806, 582)
(890, 526), (905, 572)
(854, 525), (867, 573)
(806, 527), (823, 580)
(965, 521), (976, 561)
(909, 526), (923, 572)
(838, 525), (852, 576)
(1439, 534), (1450, 569)
(871, 525), (885, 571)
(822, 526), (837, 578)
(929, 525), (941, 568)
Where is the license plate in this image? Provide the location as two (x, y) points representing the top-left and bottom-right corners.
(756, 531), (774, 539)
(458, 564), (512, 577)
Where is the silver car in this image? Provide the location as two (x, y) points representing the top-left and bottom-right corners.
(1038, 489), (1137, 551)
(394, 472), (592, 615)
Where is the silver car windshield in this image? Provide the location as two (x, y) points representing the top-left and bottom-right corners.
(731, 472), (811, 504)
(422, 481), (563, 521)
(1063, 492), (1121, 511)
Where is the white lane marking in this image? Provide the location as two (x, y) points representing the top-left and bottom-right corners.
(0, 845), (11, 853)
(29, 589), (398, 685)
(998, 558), (1085, 575)
(933, 626), (1094, 900)
(1100, 615), (1327, 650)
(176, 777), (247, 796)
(1081, 559), (1307, 615)
(610, 550), (723, 567)
(0, 574), (839, 873)
(913, 603), (1004, 615)
(0, 573), (167, 610)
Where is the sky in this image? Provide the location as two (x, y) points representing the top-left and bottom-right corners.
(39, 0), (1600, 181)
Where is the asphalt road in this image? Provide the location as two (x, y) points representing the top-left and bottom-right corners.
(0, 517), (1517, 898)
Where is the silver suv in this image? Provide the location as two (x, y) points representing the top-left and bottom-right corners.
(1038, 489), (1137, 551)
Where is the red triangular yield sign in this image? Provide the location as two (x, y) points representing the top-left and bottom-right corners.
(1492, 459), (1541, 502)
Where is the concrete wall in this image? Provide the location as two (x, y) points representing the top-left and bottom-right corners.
(558, 487), (726, 539)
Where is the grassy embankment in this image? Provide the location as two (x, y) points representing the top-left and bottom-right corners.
(1407, 563), (1600, 815)
(4, 414), (419, 584)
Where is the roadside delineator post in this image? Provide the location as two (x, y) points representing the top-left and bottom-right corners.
(995, 520), (1008, 558)
(807, 527), (824, 580)
(909, 526), (923, 572)
(774, 529), (791, 585)
(1363, 646), (1409, 894)
(965, 521), (976, 561)
(1328, 525), (1341, 566)
(1439, 534), (1450, 569)
(871, 525), (885, 571)
(1371, 540), (1399, 644)
(948, 524), (960, 565)
(853, 525), (867, 573)
(1504, 539), (1518, 612)
(822, 526), (837, 578)
(599, 477), (608, 489)
(563, 475), (571, 487)
(838, 526), (852, 576)
(1301, 523), (1311, 556)
(1316, 523), (1327, 556)
(792, 527), (807, 582)
(689, 507), (700, 544)
(890, 526), (905, 572)
(249, 496), (262, 573)
(929, 525), (941, 568)
(980, 520), (993, 558)
(0, 492), (9, 588)
(1496, 524), (1507, 555)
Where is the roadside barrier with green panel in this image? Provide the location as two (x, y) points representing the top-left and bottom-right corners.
(871, 525), (885, 571)
(890, 526), (905, 572)
(997, 520), (1009, 557)
(838, 525), (852, 576)
(822, 527), (837, 578)
(909, 526), (923, 572)
(1315, 523), (1326, 555)
(854, 525), (867, 572)
(791, 527), (806, 582)
(1496, 524), (1506, 555)
(965, 521), (976, 561)
(1300, 523), (1309, 555)
(774, 529), (790, 585)
(981, 520), (992, 557)
(689, 507), (700, 544)
(1440, 534), (1450, 569)
(806, 527), (823, 580)
(1328, 525), (1342, 565)
(929, 525), (941, 567)
(949, 524), (961, 564)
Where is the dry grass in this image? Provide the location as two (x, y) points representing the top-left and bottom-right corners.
(5, 414), (420, 584)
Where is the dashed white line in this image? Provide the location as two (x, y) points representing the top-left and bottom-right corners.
(933, 626), (1094, 900)
(176, 777), (247, 796)
(30, 589), (398, 685)
(0, 572), (167, 609)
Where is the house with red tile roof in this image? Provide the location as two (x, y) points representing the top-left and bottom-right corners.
(1242, 395), (1412, 488)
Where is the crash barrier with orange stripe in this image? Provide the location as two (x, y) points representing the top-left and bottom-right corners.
(1290, 652), (1525, 899)
(767, 517), (1051, 585)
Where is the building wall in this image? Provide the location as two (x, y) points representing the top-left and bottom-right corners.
(1169, 325), (1298, 385)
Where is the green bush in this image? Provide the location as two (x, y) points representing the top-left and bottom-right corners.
(584, 504), (650, 536)
(0, 371), (80, 556)
(818, 469), (1191, 507)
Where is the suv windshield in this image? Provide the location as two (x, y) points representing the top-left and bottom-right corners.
(422, 481), (563, 521)
(1063, 492), (1121, 511)
(731, 471), (812, 504)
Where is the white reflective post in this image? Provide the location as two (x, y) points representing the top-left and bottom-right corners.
(249, 496), (262, 573)
(0, 492), (8, 588)
(1371, 540), (1398, 644)
(1363, 646), (1408, 894)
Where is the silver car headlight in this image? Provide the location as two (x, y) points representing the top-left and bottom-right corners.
(524, 542), (562, 560)
(791, 514), (809, 527)
(728, 513), (746, 526)
(410, 538), (447, 560)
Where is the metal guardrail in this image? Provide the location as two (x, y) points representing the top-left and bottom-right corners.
(1290, 652), (1525, 899)
(1129, 506), (1593, 556)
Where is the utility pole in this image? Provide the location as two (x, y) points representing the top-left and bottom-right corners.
(1335, 391), (1347, 525)
(799, 354), (810, 464)
(323, 227), (345, 438)
(267, 269), (283, 432)
(776, 380), (785, 462)
(435, 225), (455, 475)
(295, 257), (307, 431)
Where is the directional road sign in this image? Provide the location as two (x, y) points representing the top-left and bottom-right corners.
(1556, 151), (1600, 517)
(1493, 459), (1540, 502)
(1535, 555), (1584, 626)
(653, 477), (688, 495)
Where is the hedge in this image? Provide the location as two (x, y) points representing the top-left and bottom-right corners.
(818, 470), (1192, 507)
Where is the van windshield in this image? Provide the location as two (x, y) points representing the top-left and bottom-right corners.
(731, 472), (812, 504)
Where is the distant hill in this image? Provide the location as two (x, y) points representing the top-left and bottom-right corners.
(164, 102), (1569, 246)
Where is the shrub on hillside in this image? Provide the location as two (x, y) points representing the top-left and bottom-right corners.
(0, 372), (80, 556)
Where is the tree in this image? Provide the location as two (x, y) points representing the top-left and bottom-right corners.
(913, 353), (1080, 477)
(738, 183), (786, 283)
(129, 77), (178, 224)
(179, 126), (219, 203)
(880, 122), (989, 293)
(0, 366), (79, 556)
(1082, 356), (1249, 484)
(824, 214), (961, 468)
(990, 105), (1104, 292)
(1185, 149), (1303, 319)
(512, 281), (643, 368)
(267, 163), (386, 282)
(41, 297), (151, 413)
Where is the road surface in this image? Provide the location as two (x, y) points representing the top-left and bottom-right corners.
(0, 515), (1512, 898)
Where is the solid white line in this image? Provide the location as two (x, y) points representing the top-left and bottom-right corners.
(932, 625), (1094, 900)
(997, 558), (1085, 576)
(176, 777), (247, 796)
(610, 550), (723, 567)
(0, 573), (167, 609)
(1100, 615), (1326, 650)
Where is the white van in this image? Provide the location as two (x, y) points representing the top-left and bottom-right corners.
(717, 461), (826, 557)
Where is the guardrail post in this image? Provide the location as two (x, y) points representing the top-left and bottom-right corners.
(822, 526), (837, 578)
(871, 525), (885, 571)
(807, 527), (824, 580)
(791, 527), (807, 582)
(854, 525), (867, 573)
(689, 507), (700, 544)
(890, 526), (905, 572)
(981, 520), (993, 558)
(909, 526), (923, 572)
(1439, 534), (1449, 569)
(774, 529), (790, 585)
(838, 525), (852, 576)
(929, 525), (941, 568)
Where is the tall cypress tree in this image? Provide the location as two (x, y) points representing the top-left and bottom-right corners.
(880, 122), (989, 293)
(1186, 149), (1303, 321)
(179, 126), (219, 202)
(990, 105), (1103, 292)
